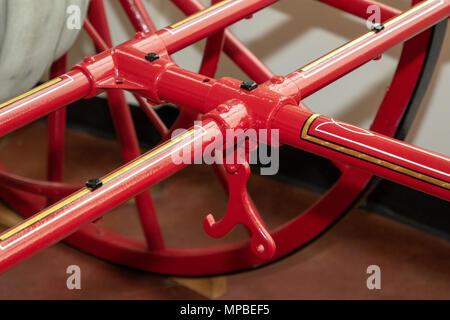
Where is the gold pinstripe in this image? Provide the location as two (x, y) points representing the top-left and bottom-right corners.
(0, 78), (63, 109)
(301, 114), (449, 190)
(169, 0), (233, 28)
(301, 0), (439, 72)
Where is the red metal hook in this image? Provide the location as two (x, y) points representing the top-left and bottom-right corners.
(203, 162), (276, 260)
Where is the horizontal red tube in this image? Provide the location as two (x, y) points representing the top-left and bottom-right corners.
(286, 0), (450, 99)
(0, 70), (91, 137)
(273, 104), (450, 201)
(317, 0), (401, 21)
(119, 0), (158, 34)
(0, 121), (222, 274)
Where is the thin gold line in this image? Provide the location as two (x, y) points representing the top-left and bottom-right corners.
(102, 128), (196, 183)
(0, 78), (63, 109)
(301, 114), (450, 190)
(301, 0), (439, 72)
(0, 129), (197, 241)
(170, 0), (233, 29)
(301, 113), (321, 137)
(384, 0), (437, 27)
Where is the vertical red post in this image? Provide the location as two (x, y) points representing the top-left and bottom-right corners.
(47, 54), (68, 205)
(88, 0), (165, 250)
(119, 0), (158, 33)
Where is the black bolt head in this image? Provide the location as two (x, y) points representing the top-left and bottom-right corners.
(145, 52), (160, 62)
(86, 178), (103, 190)
(240, 80), (258, 91)
(371, 23), (385, 33)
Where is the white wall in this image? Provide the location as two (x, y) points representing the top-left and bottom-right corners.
(70, 0), (450, 156)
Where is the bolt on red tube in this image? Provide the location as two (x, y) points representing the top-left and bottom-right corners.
(0, 120), (223, 274)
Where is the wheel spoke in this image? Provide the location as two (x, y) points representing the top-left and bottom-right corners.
(116, 0), (229, 193)
(194, 1), (230, 190)
(0, 0), (439, 276)
(211, 163), (229, 193)
(134, 94), (169, 139)
(317, 0), (401, 21)
(104, 89), (167, 250)
(223, 30), (274, 83)
(0, 164), (80, 197)
(46, 54), (68, 205)
(83, 19), (108, 51)
(87, 0), (165, 251)
(199, 28), (225, 77)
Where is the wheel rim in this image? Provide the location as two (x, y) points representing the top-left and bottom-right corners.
(0, 1), (446, 276)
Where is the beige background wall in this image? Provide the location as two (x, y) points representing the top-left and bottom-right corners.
(70, 0), (450, 156)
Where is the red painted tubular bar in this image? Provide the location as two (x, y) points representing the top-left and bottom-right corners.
(317, 0), (401, 21)
(0, 121), (222, 273)
(272, 105), (450, 201)
(286, 0), (450, 99)
(0, 0), (276, 138)
(119, 0), (158, 34)
(170, 0), (274, 82)
(158, 0), (278, 53)
(0, 70), (90, 137)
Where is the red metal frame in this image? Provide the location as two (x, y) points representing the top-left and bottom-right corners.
(0, 0), (448, 275)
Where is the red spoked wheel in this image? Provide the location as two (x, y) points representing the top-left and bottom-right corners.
(0, 0), (447, 276)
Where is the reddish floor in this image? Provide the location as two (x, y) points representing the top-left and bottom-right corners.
(0, 123), (449, 299)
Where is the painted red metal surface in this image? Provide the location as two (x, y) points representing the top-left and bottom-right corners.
(171, 0), (275, 83)
(0, 121), (222, 273)
(286, 0), (450, 99)
(0, 71), (90, 136)
(47, 54), (68, 205)
(199, 0), (226, 77)
(204, 162), (277, 260)
(0, 0), (448, 275)
(119, 0), (158, 34)
(273, 105), (450, 201)
(158, 0), (278, 53)
(88, 0), (165, 250)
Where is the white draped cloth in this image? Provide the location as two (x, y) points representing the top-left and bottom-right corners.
(0, 0), (88, 101)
